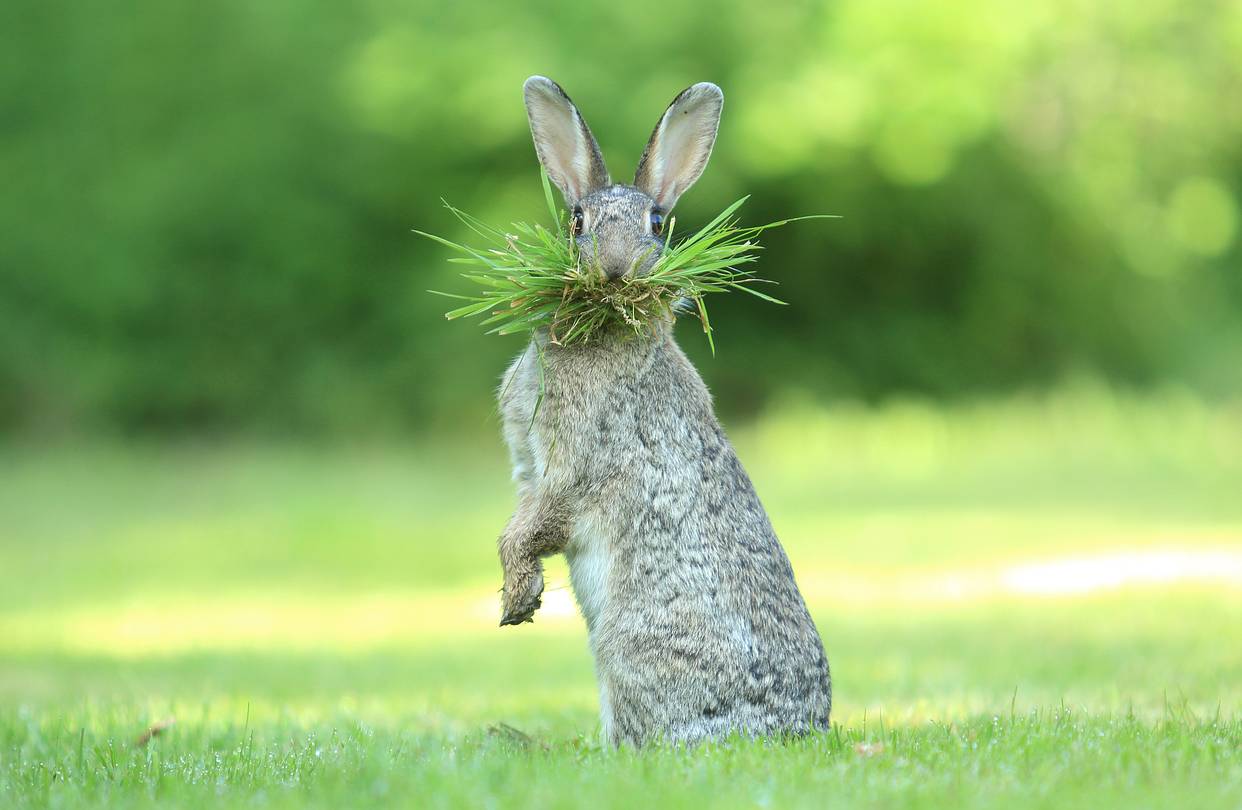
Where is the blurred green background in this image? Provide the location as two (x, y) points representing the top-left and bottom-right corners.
(2, 3), (1242, 806)
(3, 0), (1239, 435)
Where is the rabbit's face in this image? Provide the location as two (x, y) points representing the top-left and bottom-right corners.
(572, 185), (664, 280)
(523, 77), (723, 279)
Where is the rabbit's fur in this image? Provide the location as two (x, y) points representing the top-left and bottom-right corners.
(496, 76), (831, 747)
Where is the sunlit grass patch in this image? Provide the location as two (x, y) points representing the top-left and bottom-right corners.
(4, 588), (1239, 722)
(2, 390), (1241, 807)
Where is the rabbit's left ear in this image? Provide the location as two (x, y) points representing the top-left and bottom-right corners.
(634, 83), (723, 211)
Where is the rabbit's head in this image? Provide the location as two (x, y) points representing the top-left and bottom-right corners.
(523, 76), (723, 280)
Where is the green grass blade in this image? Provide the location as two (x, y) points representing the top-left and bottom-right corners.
(422, 193), (830, 349)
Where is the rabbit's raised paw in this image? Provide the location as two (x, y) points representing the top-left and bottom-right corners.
(500, 569), (544, 626)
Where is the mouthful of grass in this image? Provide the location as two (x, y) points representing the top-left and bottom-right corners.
(419, 173), (831, 354)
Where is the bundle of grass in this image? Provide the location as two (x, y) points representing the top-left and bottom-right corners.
(420, 173), (828, 353)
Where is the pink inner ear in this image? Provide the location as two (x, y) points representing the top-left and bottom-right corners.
(527, 93), (588, 199)
(641, 87), (721, 210)
(524, 79), (609, 203)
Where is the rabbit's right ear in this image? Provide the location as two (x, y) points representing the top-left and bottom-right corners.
(523, 76), (610, 206)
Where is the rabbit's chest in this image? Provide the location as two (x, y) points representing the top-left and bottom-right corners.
(498, 343), (616, 484)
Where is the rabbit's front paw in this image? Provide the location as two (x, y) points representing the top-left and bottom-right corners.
(500, 567), (544, 626)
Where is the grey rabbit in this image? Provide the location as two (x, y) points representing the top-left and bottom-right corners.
(496, 76), (831, 746)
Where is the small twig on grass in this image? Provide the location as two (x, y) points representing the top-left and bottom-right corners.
(487, 722), (548, 751)
(135, 717), (176, 747)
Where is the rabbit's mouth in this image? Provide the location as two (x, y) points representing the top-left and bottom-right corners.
(582, 242), (661, 282)
(607, 242), (664, 281)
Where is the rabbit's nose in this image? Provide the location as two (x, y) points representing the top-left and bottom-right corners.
(604, 263), (628, 280)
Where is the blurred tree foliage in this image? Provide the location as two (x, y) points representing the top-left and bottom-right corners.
(1, 0), (1239, 434)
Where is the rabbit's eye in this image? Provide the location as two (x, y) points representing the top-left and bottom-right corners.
(571, 207), (585, 236)
(649, 210), (665, 237)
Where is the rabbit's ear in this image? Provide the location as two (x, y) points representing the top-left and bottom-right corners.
(634, 83), (723, 210)
(523, 76), (610, 206)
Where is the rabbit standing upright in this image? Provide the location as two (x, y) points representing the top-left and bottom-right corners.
(495, 76), (831, 747)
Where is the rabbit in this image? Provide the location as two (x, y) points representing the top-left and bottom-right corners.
(495, 76), (831, 747)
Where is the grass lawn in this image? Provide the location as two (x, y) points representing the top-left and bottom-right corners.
(2, 387), (1241, 807)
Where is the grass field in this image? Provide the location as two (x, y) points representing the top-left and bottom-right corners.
(2, 386), (1241, 808)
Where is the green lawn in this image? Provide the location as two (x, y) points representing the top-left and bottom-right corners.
(2, 387), (1241, 807)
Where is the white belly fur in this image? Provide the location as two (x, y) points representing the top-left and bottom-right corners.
(565, 510), (611, 631)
